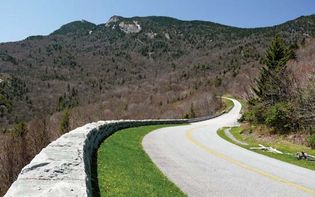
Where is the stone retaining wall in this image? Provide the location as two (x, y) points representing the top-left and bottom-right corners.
(5, 119), (186, 197)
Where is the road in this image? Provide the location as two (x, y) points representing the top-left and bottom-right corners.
(142, 98), (315, 197)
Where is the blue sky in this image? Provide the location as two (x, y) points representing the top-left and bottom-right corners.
(1, 0), (315, 43)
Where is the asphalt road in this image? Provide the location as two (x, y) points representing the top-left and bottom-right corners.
(142, 98), (315, 197)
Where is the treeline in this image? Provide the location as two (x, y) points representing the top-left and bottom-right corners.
(242, 35), (315, 148)
(0, 119), (50, 195)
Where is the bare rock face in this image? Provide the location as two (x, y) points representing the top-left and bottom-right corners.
(119, 21), (142, 34)
(105, 15), (121, 27)
(146, 32), (158, 39)
(165, 33), (171, 40)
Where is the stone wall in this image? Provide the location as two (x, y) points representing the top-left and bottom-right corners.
(5, 119), (186, 197)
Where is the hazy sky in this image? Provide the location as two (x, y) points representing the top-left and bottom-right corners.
(1, 0), (315, 43)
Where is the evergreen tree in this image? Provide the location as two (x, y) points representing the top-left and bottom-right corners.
(253, 35), (293, 105)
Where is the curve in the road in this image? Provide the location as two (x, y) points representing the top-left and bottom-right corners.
(143, 98), (315, 197)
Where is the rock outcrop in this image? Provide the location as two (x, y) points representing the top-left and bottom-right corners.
(164, 33), (171, 40)
(118, 21), (142, 34)
(105, 15), (121, 27)
(146, 32), (158, 39)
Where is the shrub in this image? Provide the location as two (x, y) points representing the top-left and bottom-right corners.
(241, 101), (265, 123)
(265, 102), (295, 132)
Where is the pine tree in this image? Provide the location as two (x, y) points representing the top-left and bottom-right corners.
(264, 35), (291, 71)
(253, 35), (293, 105)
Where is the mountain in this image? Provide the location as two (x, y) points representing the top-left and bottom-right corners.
(51, 20), (97, 35)
(0, 15), (314, 128)
(0, 15), (315, 195)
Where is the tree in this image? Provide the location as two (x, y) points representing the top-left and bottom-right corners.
(243, 35), (297, 132)
(253, 35), (293, 105)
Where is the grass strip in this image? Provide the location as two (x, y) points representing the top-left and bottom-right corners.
(222, 97), (234, 112)
(97, 125), (186, 197)
(218, 127), (315, 170)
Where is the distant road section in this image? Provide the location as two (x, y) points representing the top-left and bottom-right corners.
(143, 98), (315, 197)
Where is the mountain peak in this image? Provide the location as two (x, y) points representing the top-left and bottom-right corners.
(51, 20), (96, 36)
(105, 15), (123, 26)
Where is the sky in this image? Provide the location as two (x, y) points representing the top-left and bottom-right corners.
(1, 0), (315, 43)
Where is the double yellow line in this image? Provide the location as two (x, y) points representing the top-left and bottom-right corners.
(186, 126), (315, 196)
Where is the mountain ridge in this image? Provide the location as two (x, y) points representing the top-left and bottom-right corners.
(1, 13), (314, 128)
(13, 14), (311, 41)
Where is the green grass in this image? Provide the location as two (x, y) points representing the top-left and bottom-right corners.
(215, 97), (234, 116)
(218, 127), (315, 170)
(97, 125), (186, 197)
(222, 97), (234, 112)
(223, 94), (247, 113)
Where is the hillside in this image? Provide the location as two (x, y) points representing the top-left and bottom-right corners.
(0, 14), (315, 195)
(1, 15), (314, 128)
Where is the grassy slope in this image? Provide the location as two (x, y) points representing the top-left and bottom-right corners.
(222, 98), (234, 112)
(214, 97), (234, 116)
(97, 125), (186, 197)
(218, 127), (315, 170)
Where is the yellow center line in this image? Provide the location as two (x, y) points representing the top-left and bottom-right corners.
(185, 126), (315, 196)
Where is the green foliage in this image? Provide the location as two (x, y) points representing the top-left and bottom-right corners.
(308, 134), (315, 149)
(0, 77), (28, 117)
(245, 35), (301, 133)
(0, 77), (27, 99)
(60, 109), (70, 134)
(222, 98), (234, 112)
(243, 100), (297, 133)
(263, 35), (292, 71)
(57, 88), (79, 111)
(241, 100), (266, 123)
(253, 35), (293, 105)
(265, 102), (295, 132)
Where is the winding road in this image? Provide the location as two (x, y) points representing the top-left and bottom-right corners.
(143, 98), (315, 197)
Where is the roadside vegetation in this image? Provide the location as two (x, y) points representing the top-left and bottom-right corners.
(97, 125), (186, 197)
(218, 127), (315, 170)
(241, 35), (315, 149)
(222, 97), (234, 112)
